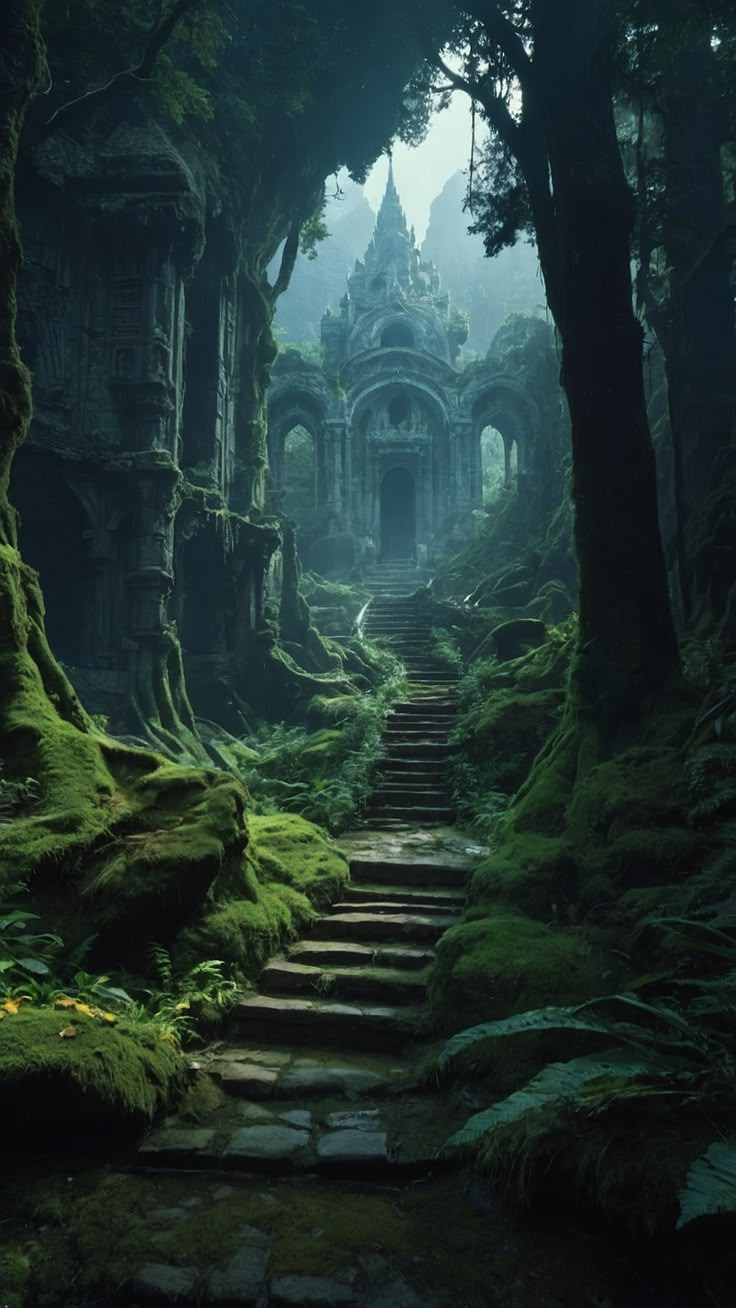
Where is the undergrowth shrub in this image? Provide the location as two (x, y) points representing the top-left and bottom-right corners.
(438, 917), (736, 1232)
(241, 651), (406, 832)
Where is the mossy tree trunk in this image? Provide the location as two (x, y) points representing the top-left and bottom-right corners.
(530, 0), (681, 749)
(0, 0), (43, 547)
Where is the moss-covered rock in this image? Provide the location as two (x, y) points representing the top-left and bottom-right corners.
(430, 913), (601, 1032)
(176, 814), (348, 980)
(0, 1006), (183, 1135)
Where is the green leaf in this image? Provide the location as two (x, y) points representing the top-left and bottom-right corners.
(17, 957), (50, 975)
(677, 1143), (736, 1229)
(0, 912), (39, 929)
(437, 1005), (610, 1074)
(443, 1050), (667, 1153)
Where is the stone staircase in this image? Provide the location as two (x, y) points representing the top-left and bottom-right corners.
(360, 559), (431, 596)
(128, 581), (476, 1303)
(362, 593), (458, 826)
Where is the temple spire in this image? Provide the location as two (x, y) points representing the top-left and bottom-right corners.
(374, 156), (410, 244)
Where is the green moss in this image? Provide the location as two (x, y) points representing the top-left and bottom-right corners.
(247, 813), (348, 908)
(0, 1007), (183, 1127)
(470, 834), (580, 918)
(430, 913), (601, 1032)
(82, 765), (247, 935)
(0, 1245), (31, 1308)
(176, 814), (347, 979)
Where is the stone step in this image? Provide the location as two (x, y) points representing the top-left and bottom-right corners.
(383, 729), (450, 742)
(372, 781), (449, 795)
(394, 706), (457, 716)
(310, 910), (455, 943)
(233, 994), (422, 1052)
(330, 898), (459, 918)
(343, 883), (464, 908)
(261, 960), (428, 1006)
(288, 939), (435, 970)
(383, 741), (453, 758)
(348, 856), (469, 888)
(205, 1042), (419, 1099)
(367, 805), (455, 823)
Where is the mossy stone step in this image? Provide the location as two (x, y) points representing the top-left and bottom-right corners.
(310, 910), (455, 943)
(287, 939), (435, 970)
(347, 856), (469, 888)
(330, 898), (458, 918)
(343, 883), (464, 908)
(366, 806), (455, 823)
(371, 790), (450, 807)
(260, 960), (428, 1006)
(383, 741), (453, 758)
(233, 994), (421, 1052)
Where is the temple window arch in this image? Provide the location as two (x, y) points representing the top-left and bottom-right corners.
(388, 393), (410, 427)
(282, 423), (318, 526)
(381, 320), (415, 349)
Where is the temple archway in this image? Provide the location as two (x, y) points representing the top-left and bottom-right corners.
(380, 466), (416, 560)
(282, 424), (317, 527)
(381, 320), (415, 349)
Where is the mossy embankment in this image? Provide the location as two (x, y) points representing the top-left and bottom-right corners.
(430, 615), (735, 1240)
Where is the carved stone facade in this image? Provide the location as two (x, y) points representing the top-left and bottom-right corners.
(267, 166), (539, 574)
(12, 112), (279, 743)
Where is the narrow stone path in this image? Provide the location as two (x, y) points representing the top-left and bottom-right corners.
(120, 580), (657, 1306)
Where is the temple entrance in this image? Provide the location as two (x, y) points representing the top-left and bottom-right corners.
(380, 466), (416, 560)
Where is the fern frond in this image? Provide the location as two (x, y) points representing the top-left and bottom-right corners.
(444, 1050), (667, 1153)
(437, 1005), (610, 1075)
(677, 1143), (736, 1229)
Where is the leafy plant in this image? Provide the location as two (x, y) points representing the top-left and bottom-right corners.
(430, 626), (464, 674)
(438, 919), (736, 1229)
(0, 887), (62, 984)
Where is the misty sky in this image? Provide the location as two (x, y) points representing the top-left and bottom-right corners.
(363, 90), (476, 242)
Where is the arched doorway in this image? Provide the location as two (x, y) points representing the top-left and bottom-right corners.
(282, 424), (317, 528)
(380, 466), (416, 560)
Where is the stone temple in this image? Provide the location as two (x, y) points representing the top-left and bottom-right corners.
(268, 163), (538, 575)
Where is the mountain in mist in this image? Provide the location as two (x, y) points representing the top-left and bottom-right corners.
(422, 170), (546, 354)
(274, 182), (376, 343)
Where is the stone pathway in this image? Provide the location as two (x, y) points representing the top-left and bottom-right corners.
(117, 590), (660, 1306)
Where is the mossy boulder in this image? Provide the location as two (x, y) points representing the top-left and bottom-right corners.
(176, 814), (348, 980)
(0, 1006), (183, 1138)
(430, 913), (602, 1032)
(469, 833), (581, 918)
(81, 762), (247, 940)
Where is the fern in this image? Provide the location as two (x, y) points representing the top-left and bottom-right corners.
(438, 1005), (610, 1075)
(678, 1143), (736, 1228)
(444, 1051), (664, 1153)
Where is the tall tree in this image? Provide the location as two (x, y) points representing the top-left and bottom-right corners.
(442, 0), (681, 749)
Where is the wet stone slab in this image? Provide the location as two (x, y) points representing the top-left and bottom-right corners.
(128, 1263), (198, 1301)
(271, 1275), (356, 1307)
(205, 1237), (271, 1306)
(323, 1110), (382, 1132)
(138, 1128), (218, 1166)
(316, 1129), (389, 1166)
(223, 1125), (312, 1169)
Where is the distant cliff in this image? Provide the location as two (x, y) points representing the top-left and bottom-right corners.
(422, 171), (545, 355)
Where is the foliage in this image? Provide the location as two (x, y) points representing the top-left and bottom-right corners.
(438, 918), (736, 1229)
(429, 626), (464, 674)
(678, 1143), (736, 1229)
(0, 886), (62, 984)
(242, 660), (405, 832)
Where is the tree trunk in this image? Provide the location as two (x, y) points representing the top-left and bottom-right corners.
(0, 0), (43, 542)
(531, 0), (680, 746)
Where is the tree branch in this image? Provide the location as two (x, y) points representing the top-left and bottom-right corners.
(270, 222), (302, 301)
(435, 52), (523, 155)
(458, 0), (535, 92)
(40, 0), (207, 139)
